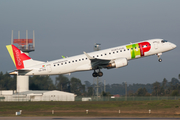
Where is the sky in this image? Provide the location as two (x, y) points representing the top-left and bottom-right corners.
(0, 0), (180, 85)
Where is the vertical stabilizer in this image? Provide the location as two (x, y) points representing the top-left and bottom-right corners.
(6, 45), (31, 70)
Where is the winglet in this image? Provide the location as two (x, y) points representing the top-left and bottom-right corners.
(83, 52), (94, 60)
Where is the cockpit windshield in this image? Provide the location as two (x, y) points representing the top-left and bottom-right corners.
(161, 40), (168, 43)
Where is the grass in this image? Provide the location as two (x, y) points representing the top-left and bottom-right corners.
(0, 100), (180, 117)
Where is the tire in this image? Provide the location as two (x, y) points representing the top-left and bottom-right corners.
(92, 72), (98, 77)
(158, 58), (162, 62)
(98, 72), (103, 77)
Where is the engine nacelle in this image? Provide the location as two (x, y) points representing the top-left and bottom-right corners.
(106, 58), (128, 68)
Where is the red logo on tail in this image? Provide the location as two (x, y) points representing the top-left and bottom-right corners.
(12, 45), (31, 69)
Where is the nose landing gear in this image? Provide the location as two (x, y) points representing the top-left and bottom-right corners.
(156, 53), (162, 62)
(158, 58), (162, 62)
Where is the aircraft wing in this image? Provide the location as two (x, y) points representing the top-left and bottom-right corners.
(83, 52), (111, 69)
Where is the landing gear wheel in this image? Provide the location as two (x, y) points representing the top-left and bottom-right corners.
(92, 69), (103, 77)
(98, 72), (103, 77)
(158, 58), (162, 62)
(92, 72), (98, 77)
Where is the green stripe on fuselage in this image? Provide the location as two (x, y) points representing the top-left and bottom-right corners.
(126, 43), (140, 59)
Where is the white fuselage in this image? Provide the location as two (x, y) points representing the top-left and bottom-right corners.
(25, 39), (176, 76)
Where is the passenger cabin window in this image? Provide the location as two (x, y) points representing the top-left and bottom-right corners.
(161, 40), (168, 43)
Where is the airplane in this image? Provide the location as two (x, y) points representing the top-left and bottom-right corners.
(6, 39), (176, 77)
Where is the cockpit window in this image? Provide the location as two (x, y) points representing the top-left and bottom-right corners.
(161, 40), (168, 43)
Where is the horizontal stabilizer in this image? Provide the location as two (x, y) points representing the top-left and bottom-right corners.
(8, 69), (32, 75)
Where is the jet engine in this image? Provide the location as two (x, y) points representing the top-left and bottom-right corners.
(106, 58), (128, 69)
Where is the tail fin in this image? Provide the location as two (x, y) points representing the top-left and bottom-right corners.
(7, 45), (45, 71)
(6, 45), (31, 70)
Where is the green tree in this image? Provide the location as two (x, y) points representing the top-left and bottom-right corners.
(162, 78), (168, 95)
(70, 77), (84, 96)
(0, 72), (16, 90)
(84, 81), (91, 88)
(55, 75), (70, 92)
(171, 90), (179, 96)
(29, 76), (55, 90)
(87, 87), (93, 96)
(152, 81), (161, 96)
(101, 91), (111, 96)
(170, 78), (180, 90)
(136, 87), (148, 96)
(162, 78), (167, 88)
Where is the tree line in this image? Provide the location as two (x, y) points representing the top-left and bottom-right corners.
(0, 71), (180, 96)
(0, 72), (87, 96)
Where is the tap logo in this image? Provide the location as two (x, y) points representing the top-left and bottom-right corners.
(126, 42), (151, 59)
(15, 50), (22, 66)
(13, 47), (25, 69)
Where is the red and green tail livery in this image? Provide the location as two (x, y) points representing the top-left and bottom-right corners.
(6, 45), (31, 70)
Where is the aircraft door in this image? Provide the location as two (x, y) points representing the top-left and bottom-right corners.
(46, 64), (52, 72)
(154, 42), (158, 49)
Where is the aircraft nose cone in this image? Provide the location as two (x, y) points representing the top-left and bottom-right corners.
(171, 43), (177, 49)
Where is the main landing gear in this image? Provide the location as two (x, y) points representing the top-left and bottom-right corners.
(157, 53), (162, 62)
(92, 69), (103, 77)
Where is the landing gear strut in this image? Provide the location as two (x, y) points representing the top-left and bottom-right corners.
(92, 69), (103, 77)
(157, 53), (162, 62)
